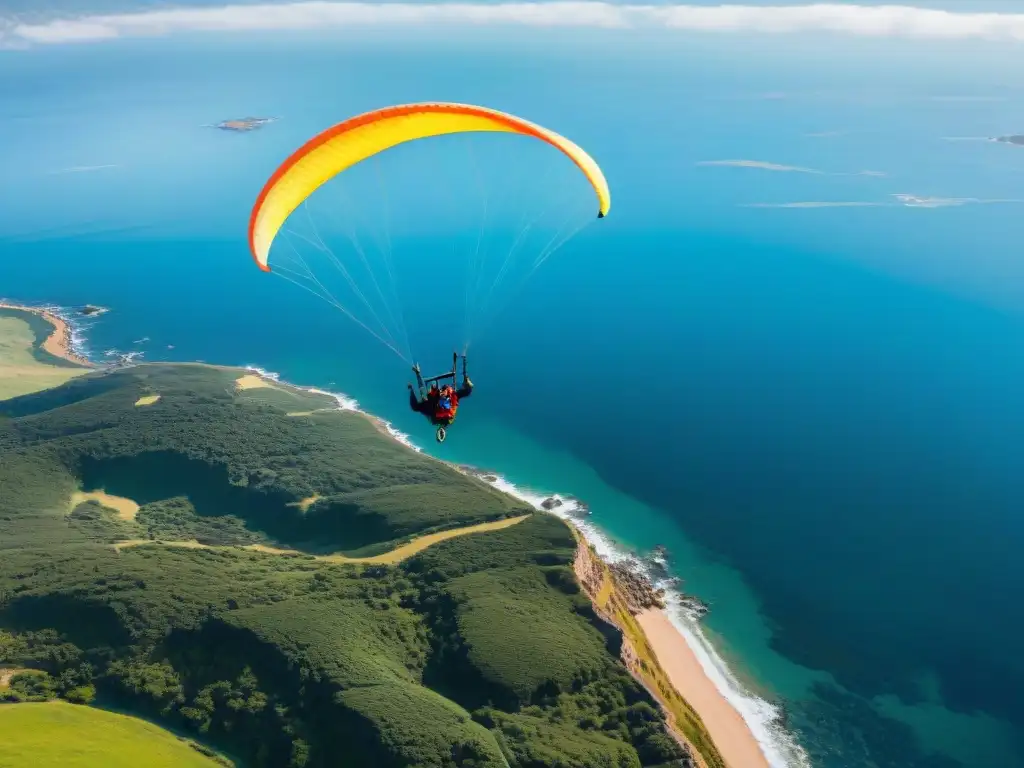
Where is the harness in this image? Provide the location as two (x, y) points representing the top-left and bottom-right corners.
(434, 390), (459, 423)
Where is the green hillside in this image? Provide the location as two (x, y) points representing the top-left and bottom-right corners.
(0, 701), (225, 767)
(0, 363), (694, 767)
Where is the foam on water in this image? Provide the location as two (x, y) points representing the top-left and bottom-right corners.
(103, 349), (144, 365)
(660, 591), (811, 768)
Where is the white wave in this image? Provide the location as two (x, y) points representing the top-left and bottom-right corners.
(307, 387), (360, 412)
(480, 477), (630, 564)
(382, 423), (421, 451)
(660, 590), (810, 768)
(101, 349), (144, 365)
(242, 364), (282, 383)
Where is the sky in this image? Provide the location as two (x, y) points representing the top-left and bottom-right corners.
(8, 0), (1024, 49)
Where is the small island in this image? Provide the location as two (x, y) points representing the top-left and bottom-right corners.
(213, 116), (275, 132)
(80, 304), (109, 317)
(994, 135), (1024, 146)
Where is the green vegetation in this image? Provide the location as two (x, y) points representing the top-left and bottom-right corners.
(0, 362), (698, 767)
(0, 701), (227, 767)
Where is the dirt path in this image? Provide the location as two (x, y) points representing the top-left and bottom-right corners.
(114, 514), (531, 564)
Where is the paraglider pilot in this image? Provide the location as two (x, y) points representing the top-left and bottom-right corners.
(409, 352), (473, 443)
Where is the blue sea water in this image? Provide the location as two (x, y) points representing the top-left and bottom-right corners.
(4, 27), (1024, 768)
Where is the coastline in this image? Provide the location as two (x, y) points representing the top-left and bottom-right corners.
(637, 609), (770, 768)
(0, 301), (95, 368)
(236, 367), (782, 767)
(0, 304), (781, 767)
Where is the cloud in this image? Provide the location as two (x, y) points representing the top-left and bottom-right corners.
(743, 201), (883, 208)
(743, 195), (1024, 209)
(698, 160), (886, 176)
(9, 3), (1024, 47)
(892, 193), (1024, 208)
(928, 95), (1009, 103)
(47, 164), (119, 174)
(697, 159), (823, 174)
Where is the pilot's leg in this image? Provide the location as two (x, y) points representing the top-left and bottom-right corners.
(413, 364), (426, 399)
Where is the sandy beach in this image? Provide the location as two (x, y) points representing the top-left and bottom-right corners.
(638, 609), (770, 768)
(0, 302), (93, 367)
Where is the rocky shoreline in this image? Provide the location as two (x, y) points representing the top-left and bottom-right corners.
(573, 538), (706, 768)
(610, 560), (668, 613)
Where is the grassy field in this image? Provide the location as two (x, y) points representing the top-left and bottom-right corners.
(0, 702), (226, 767)
(0, 313), (89, 400)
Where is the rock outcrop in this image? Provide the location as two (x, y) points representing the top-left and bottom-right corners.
(610, 561), (667, 614)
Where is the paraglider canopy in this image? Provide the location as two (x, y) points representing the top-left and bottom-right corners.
(247, 101), (610, 362)
(248, 102), (611, 272)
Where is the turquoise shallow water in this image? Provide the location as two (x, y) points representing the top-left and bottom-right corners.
(5, 30), (1024, 767)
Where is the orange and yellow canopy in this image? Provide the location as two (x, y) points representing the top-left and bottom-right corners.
(248, 102), (611, 272)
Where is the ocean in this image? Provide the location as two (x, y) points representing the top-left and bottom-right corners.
(4, 27), (1024, 768)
